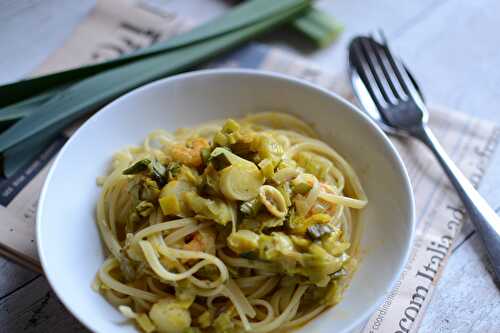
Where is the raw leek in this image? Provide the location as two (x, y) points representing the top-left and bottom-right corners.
(0, 0), (311, 107)
(292, 7), (343, 48)
(0, 0), (312, 176)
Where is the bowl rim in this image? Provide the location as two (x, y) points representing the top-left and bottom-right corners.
(37, 68), (415, 333)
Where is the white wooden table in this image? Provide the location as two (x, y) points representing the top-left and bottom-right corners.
(0, 0), (499, 332)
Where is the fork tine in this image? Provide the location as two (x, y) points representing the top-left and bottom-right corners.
(359, 37), (398, 105)
(368, 34), (407, 100)
(349, 38), (388, 109)
(374, 32), (423, 103)
(377, 30), (425, 101)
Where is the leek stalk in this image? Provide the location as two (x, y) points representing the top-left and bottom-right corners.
(292, 7), (343, 48)
(0, 0), (312, 176)
(0, 0), (310, 107)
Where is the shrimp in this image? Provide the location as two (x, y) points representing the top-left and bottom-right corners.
(169, 138), (209, 168)
(183, 228), (216, 254)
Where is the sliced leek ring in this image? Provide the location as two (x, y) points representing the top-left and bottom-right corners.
(220, 165), (264, 201)
(211, 147), (255, 170)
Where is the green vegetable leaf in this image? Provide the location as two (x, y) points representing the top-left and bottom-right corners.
(200, 147), (211, 166)
(0, 1), (310, 163)
(210, 152), (232, 171)
(166, 162), (181, 180)
(0, 0), (310, 107)
(123, 158), (167, 187)
(0, 87), (64, 122)
(150, 159), (167, 186)
(123, 159), (152, 175)
(1, 118), (63, 177)
(292, 7), (343, 48)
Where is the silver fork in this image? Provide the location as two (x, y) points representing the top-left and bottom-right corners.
(348, 33), (500, 281)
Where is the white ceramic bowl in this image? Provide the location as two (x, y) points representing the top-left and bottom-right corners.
(37, 69), (415, 333)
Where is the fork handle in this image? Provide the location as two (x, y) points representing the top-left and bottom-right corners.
(414, 124), (500, 280)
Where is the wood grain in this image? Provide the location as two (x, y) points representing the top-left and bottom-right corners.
(0, 276), (87, 332)
(0, 257), (37, 298)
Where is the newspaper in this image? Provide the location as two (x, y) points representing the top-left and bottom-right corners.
(0, 0), (498, 332)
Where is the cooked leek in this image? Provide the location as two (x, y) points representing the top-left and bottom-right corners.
(149, 299), (191, 333)
(184, 192), (232, 225)
(220, 165), (264, 201)
(292, 7), (343, 48)
(210, 153), (232, 171)
(159, 180), (196, 216)
(94, 113), (368, 331)
(123, 159), (151, 175)
(227, 230), (260, 254)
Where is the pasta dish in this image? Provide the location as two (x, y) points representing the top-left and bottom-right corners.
(93, 112), (367, 333)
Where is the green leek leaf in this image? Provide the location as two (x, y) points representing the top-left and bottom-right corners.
(2, 120), (62, 177)
(0, 2), (309, 175)
(292, 7), (342, 48)
(0, 87), (65, 122)
(0, 0), (310, 107)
